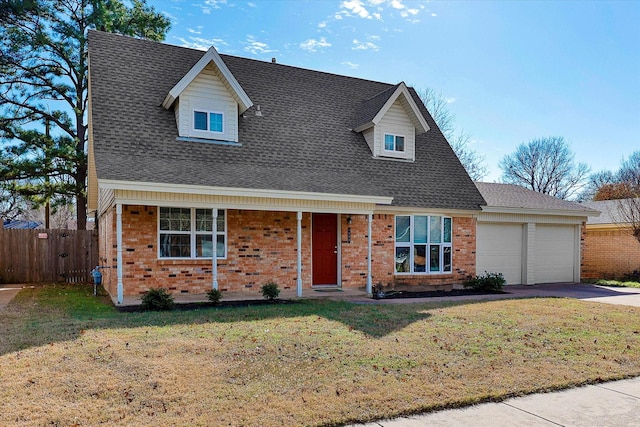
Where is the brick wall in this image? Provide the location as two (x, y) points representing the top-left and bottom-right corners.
(582, 226), (640, 279)
(98, 205), (477, 296)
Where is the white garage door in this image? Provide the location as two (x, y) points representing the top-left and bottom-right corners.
(534, 225), (576, 283)
(476, 223), (523, 285)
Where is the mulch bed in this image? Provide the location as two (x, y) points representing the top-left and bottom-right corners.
(116, 298), (297, 312)
(373, 288), (508, 300)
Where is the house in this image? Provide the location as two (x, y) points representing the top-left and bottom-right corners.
(475, 183), (598, 285)
(580, 199), (640, 279)
(87, 30), (487, 303)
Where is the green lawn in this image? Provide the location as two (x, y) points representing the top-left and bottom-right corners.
(1, 283), (639, 426)
(591, 279), (640, 289)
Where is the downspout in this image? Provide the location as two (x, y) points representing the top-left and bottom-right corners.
(116, 203), (123, 304)
(367, 213), (373, 296)
(212, 208), (218, 290)
(297, 211), (303, 297)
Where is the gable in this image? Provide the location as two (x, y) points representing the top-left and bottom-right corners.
(355, 83), (429, 161)
(162, 46), (252, 113)
(174, 63), (239, 142)
(363, 99), (416, 160)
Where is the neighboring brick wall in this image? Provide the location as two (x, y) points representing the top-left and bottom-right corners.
(99, 205), (478, 297)
(582, 226), (640, 279)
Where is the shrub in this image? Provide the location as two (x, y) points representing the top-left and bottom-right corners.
(464, 272), (505, 292)
(206, 288), (223, 304)
(261, 281), (280, 301)
(622, 269), (640, 282)
(140, 288), (174, 311)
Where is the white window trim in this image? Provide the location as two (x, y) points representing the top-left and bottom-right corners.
(394, 215), (452, 275)
(383, 133), (406, 153)
(158, 207), (227, 260)
(193, 109), (225, 134)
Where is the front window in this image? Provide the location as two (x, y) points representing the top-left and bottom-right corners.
(395, 215), (452, 274)
(159, 207), (226, 258)
(384, 134), (405, 152)
(193, 110), (224, 133)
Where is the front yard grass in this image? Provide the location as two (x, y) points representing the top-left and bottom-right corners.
(1, 283), (639, 426)
(591, 279), (640, 289)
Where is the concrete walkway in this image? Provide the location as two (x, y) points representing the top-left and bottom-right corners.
(0, 284), (24, 310)
(349, 377), (640, 426)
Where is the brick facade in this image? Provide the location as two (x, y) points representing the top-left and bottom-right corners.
(582, 226), (640, 279)
(98, 205), (477, 297)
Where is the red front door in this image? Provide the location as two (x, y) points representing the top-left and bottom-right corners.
(312, 213), (338, 286)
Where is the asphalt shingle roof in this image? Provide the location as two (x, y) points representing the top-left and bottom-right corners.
(580, 199), (640, 224)
(475, 182), (596, 213)
(88, 30), (485, 211)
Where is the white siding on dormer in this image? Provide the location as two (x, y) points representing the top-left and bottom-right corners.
(362, 128), (375, 155)
(374, 100), (415, 161)
(177, 63), (238, 142)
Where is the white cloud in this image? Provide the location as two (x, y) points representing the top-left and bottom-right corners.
(200, 0), (227, 14)
(244, 36), (275, 55)
(176, 36), (227, 51)
(352, 39), (380, 51)
(445, 97), (457, 104)
(372, 12), (382, 20)
(431, 12), (437, 17)
(161, 11), (178, 23)
(400, 9), (419, 18)
(187, 27), (203, 35)
(340, 0), (371, 19)
(247, 2), (257, 7)
(318, 21), (327, 28)
(341, 61), (359, 69)
(390, 0), (405, 10)
(300, 37), (331, 52)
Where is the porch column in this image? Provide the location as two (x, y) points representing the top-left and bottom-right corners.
(212, 208), (218, 290)
(116, 203), (123, 304)
(297, 211), (303, 297)
(367, 213), (373, 295)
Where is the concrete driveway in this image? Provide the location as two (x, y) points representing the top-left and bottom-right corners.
(507, 283), (640, 307)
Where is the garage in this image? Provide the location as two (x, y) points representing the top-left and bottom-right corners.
(534, 225), (577, 283)
(475, 183), (597, 285)
(476, 222), (522, 285)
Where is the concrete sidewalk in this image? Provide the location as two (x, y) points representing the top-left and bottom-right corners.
(350, 377), (640, 426)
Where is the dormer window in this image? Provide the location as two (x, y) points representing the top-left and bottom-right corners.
(194, 110), (224, 133)
(384, 134), (405, 152)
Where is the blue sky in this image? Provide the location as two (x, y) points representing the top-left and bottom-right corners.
(154, 0), (639, 181)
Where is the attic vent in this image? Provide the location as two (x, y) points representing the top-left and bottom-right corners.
(255, 105), (262, 117)
(271, 57), (276, 63)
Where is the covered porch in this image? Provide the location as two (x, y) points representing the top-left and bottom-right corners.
(96, 183), (394, 304)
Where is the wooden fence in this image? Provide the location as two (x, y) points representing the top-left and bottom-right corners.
(0, 228), (98, 284)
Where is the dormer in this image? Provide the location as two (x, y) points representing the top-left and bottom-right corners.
(162, 46), (252, 144)
(353, 82), (429, 161)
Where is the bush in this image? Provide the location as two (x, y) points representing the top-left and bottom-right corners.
(464, 272), (505, 292)
(206, 288), (223, 304)
(622, 269), (640, 282)
(140, 288), (174, 311)
(261, 281), (280, 301)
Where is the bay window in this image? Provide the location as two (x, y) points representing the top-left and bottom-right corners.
(159, 207), (226, 259)
(395, 215), (452, 274)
